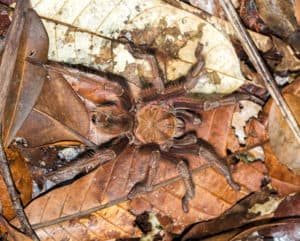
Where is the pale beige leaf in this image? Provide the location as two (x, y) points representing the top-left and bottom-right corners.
(31, 0), (245, 94)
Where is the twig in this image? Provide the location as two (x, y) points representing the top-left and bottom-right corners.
(217, 0), (300, 144)
(0, 0), (40, 240)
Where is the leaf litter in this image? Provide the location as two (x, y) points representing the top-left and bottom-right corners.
(0, 0), (299, 240)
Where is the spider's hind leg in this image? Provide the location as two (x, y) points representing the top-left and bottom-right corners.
(127, 150), (160, 198)
(160, 151), (195, 213)
(127, 146), (195, 213)
(198, 141), (240, 191)
(171, 139), (240, 192)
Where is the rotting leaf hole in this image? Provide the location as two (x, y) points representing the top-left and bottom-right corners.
(28, 50), (35, 57)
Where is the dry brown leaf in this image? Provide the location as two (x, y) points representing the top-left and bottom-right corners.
(0, 215), (33, 241)
(255, 0), (298, 39)
(226, 127), (240, 154)
(271, 36), (300, 72)
(232, 161), (267, 192)
(187, 105), (237, 157)
(2, 9), (48, 147)
(268, 79), (300, 175)
(232, 101), (262, 145)
(229, 219), (300, 241)
(199, 218), (300, 241)
(264, 143), (300, 196)
(0, 5), (10, 37)
(0, 148), (32, 220)
(30, 202), (142, 240)
(245, 118), (268, 147)
(275, 192), (300, 218)
(16, 70), (92, 147)
(19, 115), (269, 240)
(183, 192), (300, 240)
(296, 0), (300, 25)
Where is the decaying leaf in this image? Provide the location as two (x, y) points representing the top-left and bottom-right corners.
(18, 130), (268, 240)
(0, 148), (32, 220)
(0, 5), (10, 37)
(268, 79), (300, 175)
(2, 9), (48, 147)
(1, 1), (299, 240)
(229, 219), (300, 241)
(296, 0), (300, 26)
(16, 70), (92, 147)
(264, 143), (300, 196)
(31, 0), (246, 94)
(0, 215), (33, 241)
(181, 192), (269, 240)
(255, 0), (298, 39)
(232, 100), (262, 145)
(270, 36), (300, 72)
(187, 105), (237, 157)
(0, 0), (15, 5)
(29, 202), (142, 240)
(183, 193), (300, 241)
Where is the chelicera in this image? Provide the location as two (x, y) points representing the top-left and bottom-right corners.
(62, 41), (263, 212)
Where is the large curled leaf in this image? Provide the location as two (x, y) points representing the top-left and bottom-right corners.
(2, 9), (48, 147)
(31, 0), (245, 94)
(268, 78), (300, 174)
(264, 143), (300, 196)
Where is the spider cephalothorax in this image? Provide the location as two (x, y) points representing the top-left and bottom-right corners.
(135, 104), (179, 145)
(60, 41), (263, 212)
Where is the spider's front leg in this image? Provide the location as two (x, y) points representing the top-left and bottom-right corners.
(122, 41), (166, 93)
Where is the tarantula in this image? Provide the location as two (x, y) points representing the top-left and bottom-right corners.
(59, 42), (262, 212)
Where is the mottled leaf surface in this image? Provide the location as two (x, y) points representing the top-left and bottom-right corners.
(31, 0), (245, 94)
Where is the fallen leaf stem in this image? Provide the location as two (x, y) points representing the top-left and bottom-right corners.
(218, 0), (300, 144)
(0, 0), (40, 240)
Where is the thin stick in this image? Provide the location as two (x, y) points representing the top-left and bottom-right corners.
(217, 0), (300, 144)
(0, 0), (40, 240)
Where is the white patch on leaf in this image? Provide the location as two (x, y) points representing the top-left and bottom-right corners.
(232, 100), (262, 144)
(249, 197), (284, 216)
(112, 44), (136, 72)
